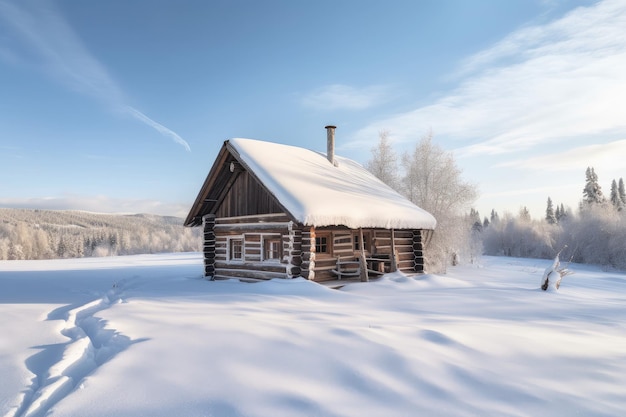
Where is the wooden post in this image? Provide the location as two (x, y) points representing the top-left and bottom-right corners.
(203, 215), (216, 280)
(390, 228), (398, 272)
(303, 226), (316, 280)
(284, 221), (302, 278)
(412, 230), (424, 273)
(359, 228), (369, 282)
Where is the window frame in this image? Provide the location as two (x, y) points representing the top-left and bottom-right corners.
(263, 237), (283, 262)
(227, 236), (244, 262)
(353, 231), (371, 253)
(315, 232), (332, 257)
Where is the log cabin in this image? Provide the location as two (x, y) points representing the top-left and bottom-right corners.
(184, 126), (437, 283)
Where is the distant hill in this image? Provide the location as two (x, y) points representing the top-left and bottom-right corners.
(0, 208), (201, 260)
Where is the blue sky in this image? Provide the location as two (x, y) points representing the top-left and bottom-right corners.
(1, 0), (624, 220)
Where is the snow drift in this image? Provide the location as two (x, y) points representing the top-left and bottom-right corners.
(1, 253), (625, 417)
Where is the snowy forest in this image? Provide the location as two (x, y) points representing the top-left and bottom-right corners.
(0, 209), (201, 260)
(479, 167), (626, 270)
(366, 132), (626, 272)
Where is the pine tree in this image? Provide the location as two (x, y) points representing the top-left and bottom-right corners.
(483, 217), (490, 229)
(490, 209), (499, 224)
(546, 197), (557, 224)
(619, 178), (626, 208)
(519, 206), (531, 222)
(582, 167), (604, 205)
(555, 204), (561, 221)
(469, 208), (482, 232)
(560, 203), (567, 220)
(57, 236), (67, 258)
(610, 179), (621, 209)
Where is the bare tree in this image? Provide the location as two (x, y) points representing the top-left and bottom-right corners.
(365, 130), (398, 190)
(400, 132), (478, 272)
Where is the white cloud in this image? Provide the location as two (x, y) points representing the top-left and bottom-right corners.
(481, 184), (579, 198)
(498, 139), (626, 172)
(350, 0), (626, 155)
(0, 0), (190, 151)
(301, 84), (391, 111)
(0, 195), (190, 218)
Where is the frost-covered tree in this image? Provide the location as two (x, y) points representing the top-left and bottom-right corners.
(8, 241), (23, 260)
(490, 209), (499, 224)
(0, 209), (202, 260)
(466, 210), (483, 264)
(583, 167), (604, 205)
(482, 211), (554, 259)
(566, 203), (624, 268)
(559, 203), (567, 221)
(481, 172), (626, 270)
(57, 236), (67, 258)
(400, 133), (478, 271)
(365, 130), (398, 190)
(610, 179), (622, 210)
(519, 206), (531, 222)
(546, 197), (557, 224)
(619, 178), (626, 207)
(469, 208), (482, 232)
(555, 204), (561, 222)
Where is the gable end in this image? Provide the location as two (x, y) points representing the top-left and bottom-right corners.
(184, 141), (295, 226)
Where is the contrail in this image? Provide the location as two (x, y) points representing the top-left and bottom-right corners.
(125, 106), (191, 152)
(0, 0), (191, 152)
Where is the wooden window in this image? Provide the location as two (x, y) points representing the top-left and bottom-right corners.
(229, 238), (243, 261)
(264, 238), (282, 262)
(353, 231), (371, 252)
(315, 235), (330, 255)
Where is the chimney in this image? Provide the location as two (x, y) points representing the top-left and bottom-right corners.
(325, 125), (337, 166)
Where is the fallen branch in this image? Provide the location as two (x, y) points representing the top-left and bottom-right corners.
(541, 246), (574, 291)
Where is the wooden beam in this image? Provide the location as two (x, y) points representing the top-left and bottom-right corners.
(359, 228), (369, 282)
(390, 228), (398, 272)
(214, 222), (292, 232)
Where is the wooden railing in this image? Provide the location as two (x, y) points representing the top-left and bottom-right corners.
(366, 254), (392, 276)
(331, 258), (361, 280)
(332, 254), (395, 280)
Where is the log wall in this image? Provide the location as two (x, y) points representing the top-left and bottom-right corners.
(203, 216), (428, 281)
(301, 227), (425, 282)
(412, 230), (425, 273)
(300, 227), (315, 280)
(285, 222), (302, 278)
(210, 213), (304, 281)
(202, 214), (216, 278)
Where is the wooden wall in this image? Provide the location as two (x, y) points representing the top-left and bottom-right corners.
(215, 170), (284, 218)
(203, 215), (216, 277)
(202, 215), (426, 281)
(303, 228), (424, 281)
(412, 230), (425, 273)
(300, 227), (426, 282)
(205, 213), (303, 281)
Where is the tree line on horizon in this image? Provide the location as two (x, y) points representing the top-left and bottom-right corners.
(366, 131), (626, 271)
(477, 166), (626, 269)
(0, 209), (201, 261)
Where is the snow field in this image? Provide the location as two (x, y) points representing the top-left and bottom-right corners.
(1, 253), (625, 417)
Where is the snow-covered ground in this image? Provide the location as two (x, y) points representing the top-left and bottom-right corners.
(1, 253), (625, 417)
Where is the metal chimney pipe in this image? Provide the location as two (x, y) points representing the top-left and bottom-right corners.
(325, 125), (336, 165)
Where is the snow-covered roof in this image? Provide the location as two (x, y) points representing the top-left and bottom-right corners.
(229, 138), (436, 230)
